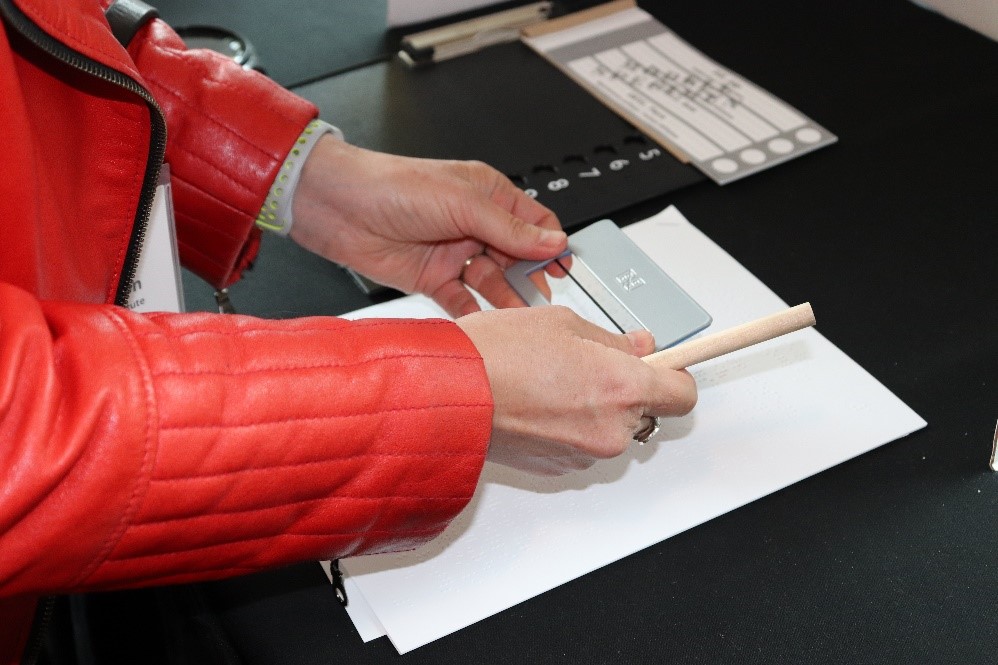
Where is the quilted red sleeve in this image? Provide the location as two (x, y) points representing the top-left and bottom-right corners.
(126, 19), (318, 289)
(0, 283), (491, 595)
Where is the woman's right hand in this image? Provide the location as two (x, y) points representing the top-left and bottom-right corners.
(456, 306), (697, 476)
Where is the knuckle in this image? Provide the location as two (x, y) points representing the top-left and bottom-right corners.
(546, 304), (577, 323)
(464, 159), (498, 184)
(507, 214), (529, 234)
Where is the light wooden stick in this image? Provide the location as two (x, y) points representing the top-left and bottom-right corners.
(644, 303), (816, 371)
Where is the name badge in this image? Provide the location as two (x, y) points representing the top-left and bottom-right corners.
(127, 164), (185, 313)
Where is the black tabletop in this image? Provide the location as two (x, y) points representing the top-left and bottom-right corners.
(152, 0), (391, 87)
(147, 1), (998, 663)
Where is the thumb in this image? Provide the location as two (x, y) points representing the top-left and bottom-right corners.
(566, 312), (654, 357)
(624, 329), (656, 357)
(466, 203), (567, 262)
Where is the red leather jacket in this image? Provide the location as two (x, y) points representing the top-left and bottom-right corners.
(0, 0), (492, 661)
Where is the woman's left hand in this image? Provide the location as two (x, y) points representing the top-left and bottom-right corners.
(290, 137), (567, 317)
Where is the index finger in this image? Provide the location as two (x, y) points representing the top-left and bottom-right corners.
(566, 316), (697, 417)
(644, 367), (698, 418)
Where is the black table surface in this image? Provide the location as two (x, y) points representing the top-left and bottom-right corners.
(168, 1), (998, 663)
(152, 0), (391, 87)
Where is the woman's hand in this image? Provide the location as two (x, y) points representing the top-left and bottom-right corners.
(291, 137), (567, 317)
(457, 307), (698, 476)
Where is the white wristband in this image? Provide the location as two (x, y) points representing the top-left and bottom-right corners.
(255, 119), (343, 236)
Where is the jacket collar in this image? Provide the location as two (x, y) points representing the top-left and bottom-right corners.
(10, 0), (141, 78)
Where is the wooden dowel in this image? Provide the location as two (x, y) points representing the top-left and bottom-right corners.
(644, 303), (816, 371)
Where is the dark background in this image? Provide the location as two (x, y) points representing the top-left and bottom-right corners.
(89, 1), (998, 663)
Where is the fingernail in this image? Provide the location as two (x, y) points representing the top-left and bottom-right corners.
(538, 228), (567, 248)
(625, 330), (655, 356)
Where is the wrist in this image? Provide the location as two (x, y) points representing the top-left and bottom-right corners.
(287, 134), (364, 260)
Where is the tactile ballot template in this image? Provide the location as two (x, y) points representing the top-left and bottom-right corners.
(522, 0), (837, 184)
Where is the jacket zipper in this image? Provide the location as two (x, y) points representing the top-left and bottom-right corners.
(20, 596), (55, 665)
(0, 0), (167, 306)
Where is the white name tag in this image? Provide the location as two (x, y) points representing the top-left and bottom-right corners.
(127, 164), (185, 313)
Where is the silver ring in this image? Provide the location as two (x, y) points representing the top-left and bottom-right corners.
(460, 252), (484, 281)
(633, 416), (661, 444)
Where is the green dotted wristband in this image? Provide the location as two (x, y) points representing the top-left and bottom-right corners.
(256, 119), (342, 236)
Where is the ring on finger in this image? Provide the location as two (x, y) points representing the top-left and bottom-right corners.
(460, 252), (485, 281)
(633, 415), (661, 444)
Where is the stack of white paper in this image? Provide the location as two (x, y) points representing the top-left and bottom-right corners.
(326, 206), (925, 653)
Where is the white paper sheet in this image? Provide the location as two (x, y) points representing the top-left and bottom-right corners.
(337, 206), (926, 653)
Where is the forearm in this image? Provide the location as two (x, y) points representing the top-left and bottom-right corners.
(0, 283), (491, 596)
(127, 19), (317, 288)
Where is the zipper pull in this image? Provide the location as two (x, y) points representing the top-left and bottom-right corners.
(214, 288), (236, 314)
(330, 559), (348, 607)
